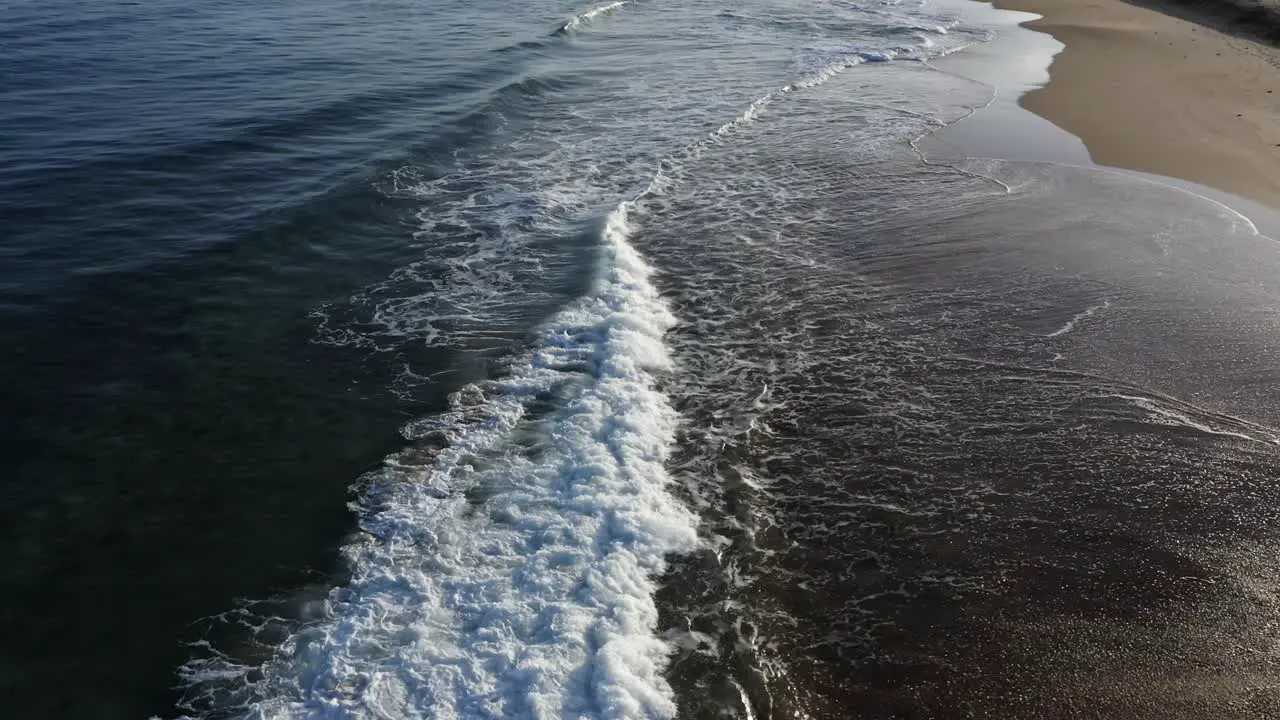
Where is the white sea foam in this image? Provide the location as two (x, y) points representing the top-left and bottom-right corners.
(560, 1), (630, 32)
(1045, 300), (1110, 338)
(180, 6), (986, 716)
(180, 203), (698, 719)
(1118, 394), (1277, 445)
(709, 48), (905, 141)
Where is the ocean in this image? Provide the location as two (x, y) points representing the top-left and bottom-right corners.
(3, 0), (1280, 718)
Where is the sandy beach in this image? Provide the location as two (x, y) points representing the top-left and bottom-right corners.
(989, 0), (1280, 209)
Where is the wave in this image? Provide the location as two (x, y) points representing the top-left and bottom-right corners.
(558, 2), (630, 33)
(700, 47), (914, 145)
(178, 203), (698, 718)
(177, 10), (983, 717)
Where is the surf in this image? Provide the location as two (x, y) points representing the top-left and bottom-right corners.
(558, 1), (631, 33)
(177, 203), (697, 719)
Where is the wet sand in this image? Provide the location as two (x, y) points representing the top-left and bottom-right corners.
(988, 0), (1280, 209)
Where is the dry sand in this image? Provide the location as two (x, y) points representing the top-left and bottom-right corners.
(988, 0), (1280, 209)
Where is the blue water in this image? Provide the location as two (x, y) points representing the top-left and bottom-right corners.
(10, 0), (1279, 718)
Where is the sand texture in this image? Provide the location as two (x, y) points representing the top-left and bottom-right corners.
(990, 0), (1280, 209)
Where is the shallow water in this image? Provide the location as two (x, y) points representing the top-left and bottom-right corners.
(3, 0), (1279, 717)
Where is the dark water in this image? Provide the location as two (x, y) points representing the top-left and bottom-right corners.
(2, 0), (589, 715)
(4, 0), (1280, 718)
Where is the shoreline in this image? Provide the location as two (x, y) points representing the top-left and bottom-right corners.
(985, 0), (1280, 210)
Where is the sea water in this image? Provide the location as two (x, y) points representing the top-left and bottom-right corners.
(4, 1), (1280, 718)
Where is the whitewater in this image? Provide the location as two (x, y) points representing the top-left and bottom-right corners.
(176, 203), (698, 718)
(13, 0), (1280, 717)
(171, 1), (989, 717)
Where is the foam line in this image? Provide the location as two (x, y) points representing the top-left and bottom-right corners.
(559, 2), (630, 32)
(178, 203), (697, 719)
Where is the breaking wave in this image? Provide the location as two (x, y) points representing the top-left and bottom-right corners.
(558, 2), (631, 33)
(177, 204), (698, 719)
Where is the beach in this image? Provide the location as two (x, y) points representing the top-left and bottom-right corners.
(989, 0), (1280, 209)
